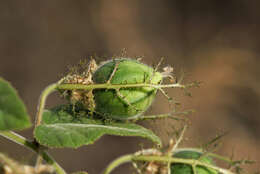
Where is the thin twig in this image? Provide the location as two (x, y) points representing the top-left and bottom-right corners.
(134, 110), (193, 121)
(103, 153), (236, 174)
(34, 83), (59, 172)
(58, 81), (187, 91)
(0, 131), (66, 174)
(35, 155), (44, 173)
(132, 155), (235, 174)
(35, 83), (58, 127)
(102, 154), (133, 174)
(171, 125), (188, 153)
(158, 88), (172, 101)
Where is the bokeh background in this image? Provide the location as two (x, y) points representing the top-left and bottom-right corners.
(0, 1), (259, 173)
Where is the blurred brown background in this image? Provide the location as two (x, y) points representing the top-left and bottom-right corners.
(0, 1), (259, 174)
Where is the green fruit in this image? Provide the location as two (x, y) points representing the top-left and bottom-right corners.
(171, 150), (218, 174)
(93, 58), (162, 120)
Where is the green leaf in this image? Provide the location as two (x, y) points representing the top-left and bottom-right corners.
(34, 105), (161, 148)
(0, 77), (31, 130)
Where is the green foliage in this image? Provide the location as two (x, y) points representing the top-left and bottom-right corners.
(171, 150), (218, 174)
(0, 77), (31, 131)
(1, 58), (253, 174)
(34, 105), (162, 148)
(93, 58), (162, 120)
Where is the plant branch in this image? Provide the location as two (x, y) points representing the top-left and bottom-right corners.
(35, 83), (59, 128)
(134, 110), (193, 121)
(57, 82), (187, 91)
(173, 148), (234, 164)
(33, 82), (61, 173)
(103, 154), (132, 174)
(171, 125), (187, 153)
(132, 155), (235, 174)
(35, 153), (44, 173)
(103, 153), (236, 174)
(0, 131), (67, 174)
(34, 81), (190, 127)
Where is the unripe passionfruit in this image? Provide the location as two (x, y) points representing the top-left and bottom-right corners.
(171, 150), (218, 174)
(92, 58), (162, 120)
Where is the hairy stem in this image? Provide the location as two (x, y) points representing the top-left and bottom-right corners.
(173, 148), (234, 164)
(132, 155), (234, 174)
(34, 81), (187, 127)
(0, 131), (67, 174)
(103, 154), (132, 174)
(57, 83), (186, 91)
(34, 83), (59, 173)
(134, 110), (193, 121)
(35, 152), (44, 172)
(35, 83), (59, 127)
(103, 154), (235, 174)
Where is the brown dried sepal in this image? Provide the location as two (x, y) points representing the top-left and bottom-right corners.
(61, 58), (98, 112)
